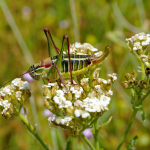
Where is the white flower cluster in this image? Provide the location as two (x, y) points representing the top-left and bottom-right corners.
(70, 42), (98, 55)
(42, 73), (117, 130)
(107, 73), (117, 82)
(0, 78), (31, 119)
(0, 100), (13, 118)
(53, 90), (72, 108)
(12, 78), (31, 90)
(48, 115), (72, 127)
(126, 33), (150, 68)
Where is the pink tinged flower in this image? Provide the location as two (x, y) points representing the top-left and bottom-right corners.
(43, 109), (53, 118)
(23, 72), (34, 82)
(21, 107), (28, 115)
(82, 129), (93, 139)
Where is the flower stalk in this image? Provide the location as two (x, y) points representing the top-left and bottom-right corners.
(116, 109), (138, 150)
(80, 133), (95, 150)
(93, 124), (99, 150)
(118, 32), (150, 149)
(18, 112), (49, 150)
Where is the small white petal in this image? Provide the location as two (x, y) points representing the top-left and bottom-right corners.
(56, 90), (64, 96)
(82, 112), (90, 118)
(74, 110), (81, 117)
(94, 85), (101, 89)
(20, 81), (30, 90)
(108, 90), (113, 95)
(51, 115), (56, 121)
(147, 34), (150, 37)
(60, 119), (65, 125)
(142, 41), (149, 46)
(133, 47), (137, 51)
(91, 48), (98, 52)
(53, 96), (61, 104)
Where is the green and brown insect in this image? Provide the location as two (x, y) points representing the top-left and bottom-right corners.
(2, 28), (110, 88)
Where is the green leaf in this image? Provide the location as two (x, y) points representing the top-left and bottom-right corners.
(136, 105), (146, 121)
(98, 116), (113, 130)
(126, 136), (138, 150)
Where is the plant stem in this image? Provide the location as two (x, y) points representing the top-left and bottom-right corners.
(18, 112), (49, 150)
(66, 135), (72, 150)
(136, 89), (150, 105)
(116, 109), (138, 150)
(140, 59), (145, 80)
(80, 133), (95, 150)
(117, 60), (149, 149)
(132, 50), (145, 80)
(94, 128), (99, 150)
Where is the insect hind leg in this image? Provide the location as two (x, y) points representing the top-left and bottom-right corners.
(63, 35), (74, 85)
(53, 64), (68, 90)
(44, 28), (60, 57)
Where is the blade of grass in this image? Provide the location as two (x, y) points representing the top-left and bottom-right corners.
(0, 0), (34, 65)
(135, 0), (146, 24)
(69, 0), (80, 42)
(112, 2), (144, 33)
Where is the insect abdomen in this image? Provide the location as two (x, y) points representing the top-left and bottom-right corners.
(61, 55), (91, 73)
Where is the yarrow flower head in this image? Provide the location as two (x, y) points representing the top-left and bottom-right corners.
(126, 33), (150, 71)
(70, 42), (99, 55)
(42, 72), (116, 132)
(0, 78), (31, 119)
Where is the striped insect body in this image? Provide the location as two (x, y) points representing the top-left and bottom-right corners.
(1, 28), (110, 88)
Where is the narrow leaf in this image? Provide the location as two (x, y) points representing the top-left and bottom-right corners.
(126, 136), (138, 150)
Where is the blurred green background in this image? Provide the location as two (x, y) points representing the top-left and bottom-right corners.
(0, 0), (150, 149)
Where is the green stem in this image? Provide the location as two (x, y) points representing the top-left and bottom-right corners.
(18, 112), (49, 150)
(93, 121), (100, 150)
(136, 89), (150, 106)
(79, 117), (98, 134)
(132, 51), (145, 80)
(80, 133), (95, 150)
(94, 128), (99, 150)
(66, 135), (72, 150)
(116, 109), (138, 150)
(146, 76), (149, 85)
(117, 79), (150, 150)
(141, 59), (145, 80)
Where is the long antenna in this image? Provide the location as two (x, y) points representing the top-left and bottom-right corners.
(0, 71), (31, 88)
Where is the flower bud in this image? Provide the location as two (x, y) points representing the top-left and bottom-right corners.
(138, 80), (147, 89)
(125, 73), (131, 80)
(131, 70), (137, 78)
(145, 68), (150, 76)
(122, 81), (128, 88)
(82, 129), (93, 139)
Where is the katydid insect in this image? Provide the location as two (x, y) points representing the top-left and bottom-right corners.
(2, 28), (110, 88)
